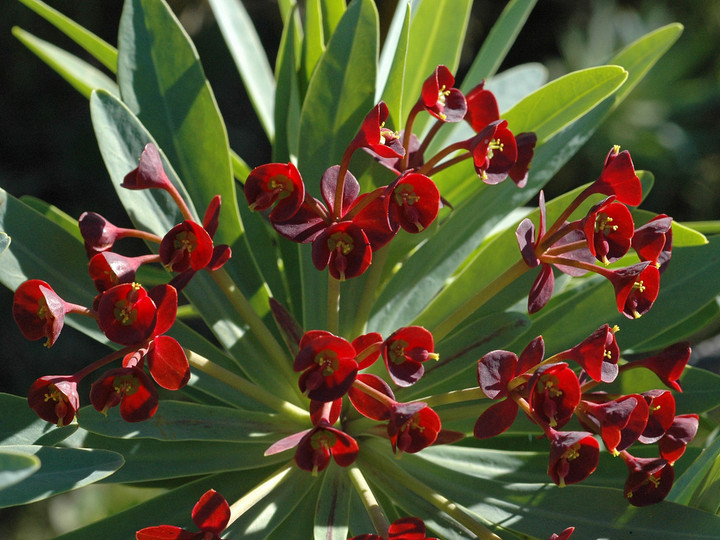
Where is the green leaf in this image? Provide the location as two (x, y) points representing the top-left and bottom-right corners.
(314, 464), (351, 540)
(12, 27), (118, 99)
(504, 65), (628, 144)
(401, 0), (473, 135)
(0, 232), (10, 258)
(17, 0), (118, 72)
(0, 445), (123, 508)
(610, 23), (683, 103)
(377, 2), (410, 130)
(77, 401), (299, 443)
(0, 393), (77, 447)
(459, 0), (538, 90)
(207, 0), (276, 140)
(300, 0), (326, 94)
(297, 0), (378, 184)
(19, 195), (83, 243)
(0, 449), (40, 491)
(669, 435), (720, 509)
(274, 5), (302, 162)
(321, 0), (347, 44)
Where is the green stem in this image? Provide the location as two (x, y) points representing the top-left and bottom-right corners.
(421, 386), (486, 408)
(360, 447), (503, 540)
(327, 273), (341, 334)
(227, 463), (295, 526)
(210, 267), (295, 384)
(430, 258), (529, 342)
(348, 465), (390, 538)
(185, 348), (309, 424)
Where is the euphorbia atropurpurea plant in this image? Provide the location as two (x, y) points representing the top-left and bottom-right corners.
(4, 1), (720, 539)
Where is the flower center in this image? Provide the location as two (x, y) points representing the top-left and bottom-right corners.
(315, 349), (339, 376)
(328, 232), (354, 256)
(113, 374), (140, 396)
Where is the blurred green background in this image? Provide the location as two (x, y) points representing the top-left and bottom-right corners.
(1, 0), (719, 537)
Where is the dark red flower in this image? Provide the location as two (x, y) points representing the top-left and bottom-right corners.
(88, 252), (151, 292)
(419, 65), (467, 122)
(476, 349), (518, 400)
(582, 197), (634, 264)
(136, 489), (230, 540)
(122, 143), (174, 192)
(547, 429), (600, 487)
(79, 212), (133, 256)
(562, 324), (620, 383)
(382, 326), (438, 387)
(348, 373), (395, 421)
(312, 221), (372, 281)
(294, 421), (359, 473)
(27, 375), (80, 427)
(350, 101), (405, 159)
(623, 342), (690, 392)
(387, 402), (441, 454)
(507, 131), (537, 188)
(349, 516), (438, 540)
(13, 279), (69, 347)
(606, 262), (660, 319)
(294, 332), (358, 401)
(578, 394), (648, 454)
(90, 366), (159, 422)
(528, 363), (581, 429)
(470, 120), (518, 185)
(464, 81), (499, 132)
(244, 162), (305, 222)
(658, 414), (699, 464)
(586, 146), (642, 206)
(474, 395), (519, 439)
(146, 335), (190, 391)
(632, 214), (673, 273)
(623, 455), (674, 506)
(388, 173), (440, 233)
(352, 332), (384, 369)
(96, 282), (158, 346)
(549, 527), (575, 540)
(160, 220), (214, 273)
(638, 389), (676, 444)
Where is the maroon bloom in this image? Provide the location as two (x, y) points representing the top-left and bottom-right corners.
(13, 279), (69, 347)
(606, 262), (660, 319)
(623, 341), (690, 392)
(27, 375), (80, 427)
(632, 214), (673, 273)
(470, 120), (518, 185)
(352, 332), (383, 369)
(96, 282), (158, 346)
(79, 212), (131, 256)
(586, 146), (642, 206)
(547, 429), (600, 487)
(349, 516), (439, 540)
(244, 162), (305, 222)
(382, 326), (438, 387)
(387, 402), (441, 454)
(658, 414), (699, 464)
(638, 389), (676, 444)
(90, 365), (159, 422)
(294, 332), (358, 401)
(294, 421), (359, 473)
(160, 220), (214, 273)
(122, 143), (174, 192)
(562, 324), (620, 383)
(528, 363), (581, 429)
(136, 489), (230, 540)
(312, 221), (372, 281)
(388, 173), (440, 233)
(464, 81), (500, 132)
(623, 456), (674, 506)
(88, 252), (152, 292)
(348, 373), (395, 421)
(582, 197), (634, 264)
(549, 527), (575, 540)
(419, 65), (467, 122)
(146, 335), (190, 391)
(350, 101), (405, 159)
(578, 394), (648, 454)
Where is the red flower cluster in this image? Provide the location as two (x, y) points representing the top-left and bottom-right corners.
(517, 146), (672, 317)
(15, 143), (232, 425)
(474, 327), (694, 505)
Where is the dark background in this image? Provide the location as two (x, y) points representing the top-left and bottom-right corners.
(1, 0), (719, 535)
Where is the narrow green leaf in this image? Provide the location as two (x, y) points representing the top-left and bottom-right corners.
(402, 0), (473, 135)
(610, 23), (683, 103)
(0, 449), (40, 491)
(274, 5), (302, 162)
(12, 27), (118, 99)
(321, 0), (347, 44)
(0, 232), (10, 258)
(669, 436), (720, 507)
(459, 0), (538, 90)
(314, 464), (352, 540)
(300, 0), (326, 94)
(208, 0), (276, 140)
(17, 0), (118, 72)
(297, 0), (378, 183)
(504, 65), (628, 144)
(378, 3), (410, 130)
(77, 401), (299, 443)
(0, 445), (123, 508)
(19, 195), (83, 243)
